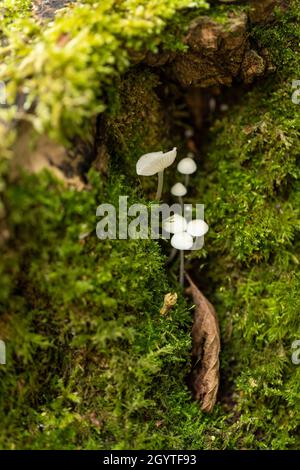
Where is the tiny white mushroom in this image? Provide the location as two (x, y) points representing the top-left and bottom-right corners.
(220, 103), (229, 112)
(171, 182), (187, 197)
(163, 214), (187, 265)
(163, 214), (187, 267)
(185, 128), (194, 138)
(162, 214), (187, 234)
(171, 182), (187, 208)
(177, 157), (197, 187)
(171, 232), (193, 250)
(136, 147), (177, 200)
(177, 157), (197, 175)
(187, 219), (209, 237)
(209, 97), (216, 113)
(171, 231), (194, 286)
(187, 219), (209, 250)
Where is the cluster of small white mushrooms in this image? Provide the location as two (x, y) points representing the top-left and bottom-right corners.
(136, 146), (208, 286)
(162, 215), (208, 286)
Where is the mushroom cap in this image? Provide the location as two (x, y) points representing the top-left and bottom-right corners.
(185, 129), (194, 138)
(136, 147), (177, 176)
(209, 97), (216, 112)
(171, 232), (194, 250)
(177, 157), (197, 175)
(187, 219), (209, 237)
(171, 182), (187, 197)
(162, 214), (187, 234)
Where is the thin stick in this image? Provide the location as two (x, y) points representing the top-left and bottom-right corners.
(180, 250), (185, 287)
(156, 170), (164, 200)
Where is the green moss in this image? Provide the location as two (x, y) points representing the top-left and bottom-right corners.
(189, 0), (300, 449)
(0, 170), (198, 449)
(105, 71), (170, 176)
(0, 0), (209, 150)
(1, 0), (300, 451)
(205, 3), (249, 25)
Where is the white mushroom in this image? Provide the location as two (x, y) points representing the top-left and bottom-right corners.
(163, 214), (187, 265)
(209, 97), (216, 113)
(136, 147), (177, 200)
(187, 219), (209, 237)
(185, 129), (194, 138)
(187, 219), (209, 250)
(220, 103), (229, 112)
(171, 182), (187, 208)
(171, 182), (187, 197)
(171, 231), (193, 250)
(171, 231), (194, 286)
(177, 157), (197, 175)
(162, 214), (187, 234)
(177, 157), (197, 187)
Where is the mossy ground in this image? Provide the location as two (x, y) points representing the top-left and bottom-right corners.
(0, 0), (300, 449)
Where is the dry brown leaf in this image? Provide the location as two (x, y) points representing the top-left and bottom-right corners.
(185, 273), (220, 413)
(160, 292), (178, 315)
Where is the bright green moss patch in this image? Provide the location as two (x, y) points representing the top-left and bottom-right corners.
(0, 0), (209, 148)
(0, 170), (198, 449)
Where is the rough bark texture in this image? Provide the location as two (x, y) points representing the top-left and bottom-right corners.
(33, 0), (73, 19)
(249, 0), (288, 23)
(146, 5), (281, 88)
(171, 13), (251, 87)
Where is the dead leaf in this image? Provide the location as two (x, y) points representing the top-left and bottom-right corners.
(160, 292), (177, 315)
(185, 273), (220, 412)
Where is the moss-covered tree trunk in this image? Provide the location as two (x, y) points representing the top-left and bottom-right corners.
(0, 0), (299, 450)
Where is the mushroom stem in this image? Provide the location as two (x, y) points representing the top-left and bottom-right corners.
(166, 247), (178, 265)
(179, 196), (183, 210)
(180, 250), (185, 287)
(156, 170), (164, 200)
(184, 174), (190, 187)
(193, 236), (203, 250)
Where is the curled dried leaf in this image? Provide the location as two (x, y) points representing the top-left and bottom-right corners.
(185, 273), (220, 413)
(160, 292), (178, 315)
